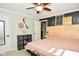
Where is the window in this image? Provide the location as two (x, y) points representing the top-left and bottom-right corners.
(48, 17), (55, 26)
(0, 20), (5, 46)
(64, 11), (79, 25)
(56, 15), (63, 25)
(40, 15), (63, 26)
(72, 17), (79, 24)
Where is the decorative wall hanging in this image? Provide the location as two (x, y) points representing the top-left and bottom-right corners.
(18, 22), (24, 29)
(22, 18), (29, 29)
(18, 18), (29, 29)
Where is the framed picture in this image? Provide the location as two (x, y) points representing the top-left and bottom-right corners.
(0, 20), (5, 46)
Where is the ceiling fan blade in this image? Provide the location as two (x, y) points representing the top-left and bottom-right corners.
(26, 7), (34, 9)
(33, 3), (49, 5)
(43, 3), (50, 6)
(33, 3), (39, 6)
(43, 7), (51, 11)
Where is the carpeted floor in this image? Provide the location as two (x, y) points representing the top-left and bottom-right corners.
(0, 49), (31, 56)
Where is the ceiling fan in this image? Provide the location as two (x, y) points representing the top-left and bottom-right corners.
(26, 3), (52, 13)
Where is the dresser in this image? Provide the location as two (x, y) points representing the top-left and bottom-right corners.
(17, 34), (32, 50)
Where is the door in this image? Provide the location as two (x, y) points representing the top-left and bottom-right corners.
(41, 20), (47, 39)
(0, 16), (11, 53)
(33, 20), (41, 41)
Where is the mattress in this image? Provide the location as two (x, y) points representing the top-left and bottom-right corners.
(25, 36), (79, 56)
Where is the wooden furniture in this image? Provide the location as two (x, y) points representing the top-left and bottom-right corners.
(17, 34), (32, 50)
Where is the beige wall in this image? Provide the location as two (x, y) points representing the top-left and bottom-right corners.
(47, 25), (79, 39)
(47, 16), (79, 39)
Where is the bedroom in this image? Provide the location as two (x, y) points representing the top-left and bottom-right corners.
(0, 3), (79, 56)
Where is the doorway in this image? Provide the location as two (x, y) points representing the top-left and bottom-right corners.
(41, 20), (47, 39)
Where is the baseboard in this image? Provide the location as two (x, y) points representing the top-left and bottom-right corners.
(10, 48), (17, 51)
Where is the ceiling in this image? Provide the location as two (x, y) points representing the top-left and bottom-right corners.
(0, 3), (79, 18)
(0, 3), (34, 14)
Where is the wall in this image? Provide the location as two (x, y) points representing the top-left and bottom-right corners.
(0, 8), (36, 51)
(41, 10), (79, 39)
(47, 15), (79, 39)
(47, 25), (79, 39)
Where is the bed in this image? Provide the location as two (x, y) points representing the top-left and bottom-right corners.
(25, 36), (79, 56)
(25, 26), (79, 56)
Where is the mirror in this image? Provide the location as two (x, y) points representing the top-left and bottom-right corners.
(0, 20), (5, 46)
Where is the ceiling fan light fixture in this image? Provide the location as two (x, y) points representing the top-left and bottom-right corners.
(26, 3), (51, 14)
(35, 6), (43, 12)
